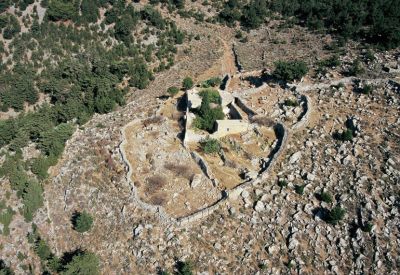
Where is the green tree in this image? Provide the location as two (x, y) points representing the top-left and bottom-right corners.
(35, 239), (52, 261)
(72, 211), (94, 233)
(0, 1), (11, 13)
(182, 77), (194, 90)
(0, 259), (14, 275)
(47, 0), (77, 21)
(201, 138), (221, 154)
(80, 0), (100, 23)
(176, 260), (194, 275)
(326, 206), (346, 225)
(21, 181), (44, 222)
(167, 86), (179, 97)
(319, 192), (333, 203)
(0, 203), (15, 236)
(62, 252), (99, 275)
(273, 60), (308, 82)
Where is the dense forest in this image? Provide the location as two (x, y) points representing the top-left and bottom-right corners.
(0, 0), (185, 245)
(219, 0), (400, 49)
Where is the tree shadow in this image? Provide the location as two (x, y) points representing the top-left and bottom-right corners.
(243, 71), (288, 89)
(176, 94), (187, 112)
(60, 248), (85, 266)
(312, 207), (329, 222)
(70, 211), (80, 230)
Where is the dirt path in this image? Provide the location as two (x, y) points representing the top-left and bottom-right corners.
(220, 38), (237, 75)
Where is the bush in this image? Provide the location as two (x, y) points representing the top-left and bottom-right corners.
(201, 138), (221, 154)
(201, 77), (222, 88)
(193, 90), (224, 132)
(319, 192), (333, 203)
(361, 84), (373, 95)
(347, 59), (365, 76)
(21, 181), (44, 222)
(80, 0), (99, 23)
(35, 239), (52, 261)
(182, 77), (194, 90)
(176, 260), (194, 275)
(326, 206), (346, 225)
(361, 222), (373, 232)
(46, 0), (77, 21)
(62, 251), (100, 275)
(0, 260), (13, 275)
(2, 14), (21, 40)
(341, 129), (354, 141)
(284, 99), (299, 107)
(273, 60), (308, 82)
(295, 185), (305, 195)
(0, 202), (15, 236)
(278, 180), (288, 188)
(72, 211), (93, 233)
(318, 55), (341, 68)
(198, 89), (221, 104)
(167, 86), (179, 97)
(364, 50), (375, 62)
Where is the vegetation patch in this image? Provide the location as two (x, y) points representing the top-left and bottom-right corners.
(72, 211), (94, 233)
(193, 89), (224, 132)
(0, 200), (15, 236)
(200, 138), (221, 154)
(273, 60), (308, 82)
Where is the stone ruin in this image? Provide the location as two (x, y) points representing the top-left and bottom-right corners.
(119, 70), (313, 226)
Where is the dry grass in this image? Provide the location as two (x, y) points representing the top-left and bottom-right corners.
(149, 194), (166, 206)
(146, 175), (167, 193)
(224, 159), (239, 169)
(143, 116), (163, 127)
(164, 163), (193, 180)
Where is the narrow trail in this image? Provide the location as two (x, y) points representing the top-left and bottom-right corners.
(219, 38), (237, 76)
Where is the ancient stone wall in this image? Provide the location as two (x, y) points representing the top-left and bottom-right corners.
(228, 102), (243, 120)
(119, 120), (174, 224)
(190, 151), (216, 181)
(176, 123), (289, 225)
(292, 95), (311, 130)
(235, 97), (257, 117)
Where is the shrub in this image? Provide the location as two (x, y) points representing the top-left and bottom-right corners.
(201, 77), (222, 88)
(0, 202), (15, 236)
(35, 239), (52, 261)
(284, 99), (299, 107)
(201, 138), (221, 154)
(182, 77), (194, 90)
(164, 163), (193, 180)
(0, 260), (13, 275)
(347, 59), (365, 76)
(193, 91), (224, 132)
(198, 89), (221, 104)
(342, 129), (354, 141)
(62, 251), (100, 275)
(167, 86), (179, 97)
(22, 181), (44, 222)
(295, 185), (305, 195)
(318, 55), (341, 68)
(72, 211), (93, 233)
(46, 0), (77, 21)
(273, 60), (308, 82)
(361, 84), (373, 95)
(278, 180), (288, 188)
(326, 206), (346, 225)
(146, 175), (167, 192)
(364, 50), (375, 62)
(361, 222), (373, 232)
(319, 192), (333, 203)
(176, 260), (194, 275)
